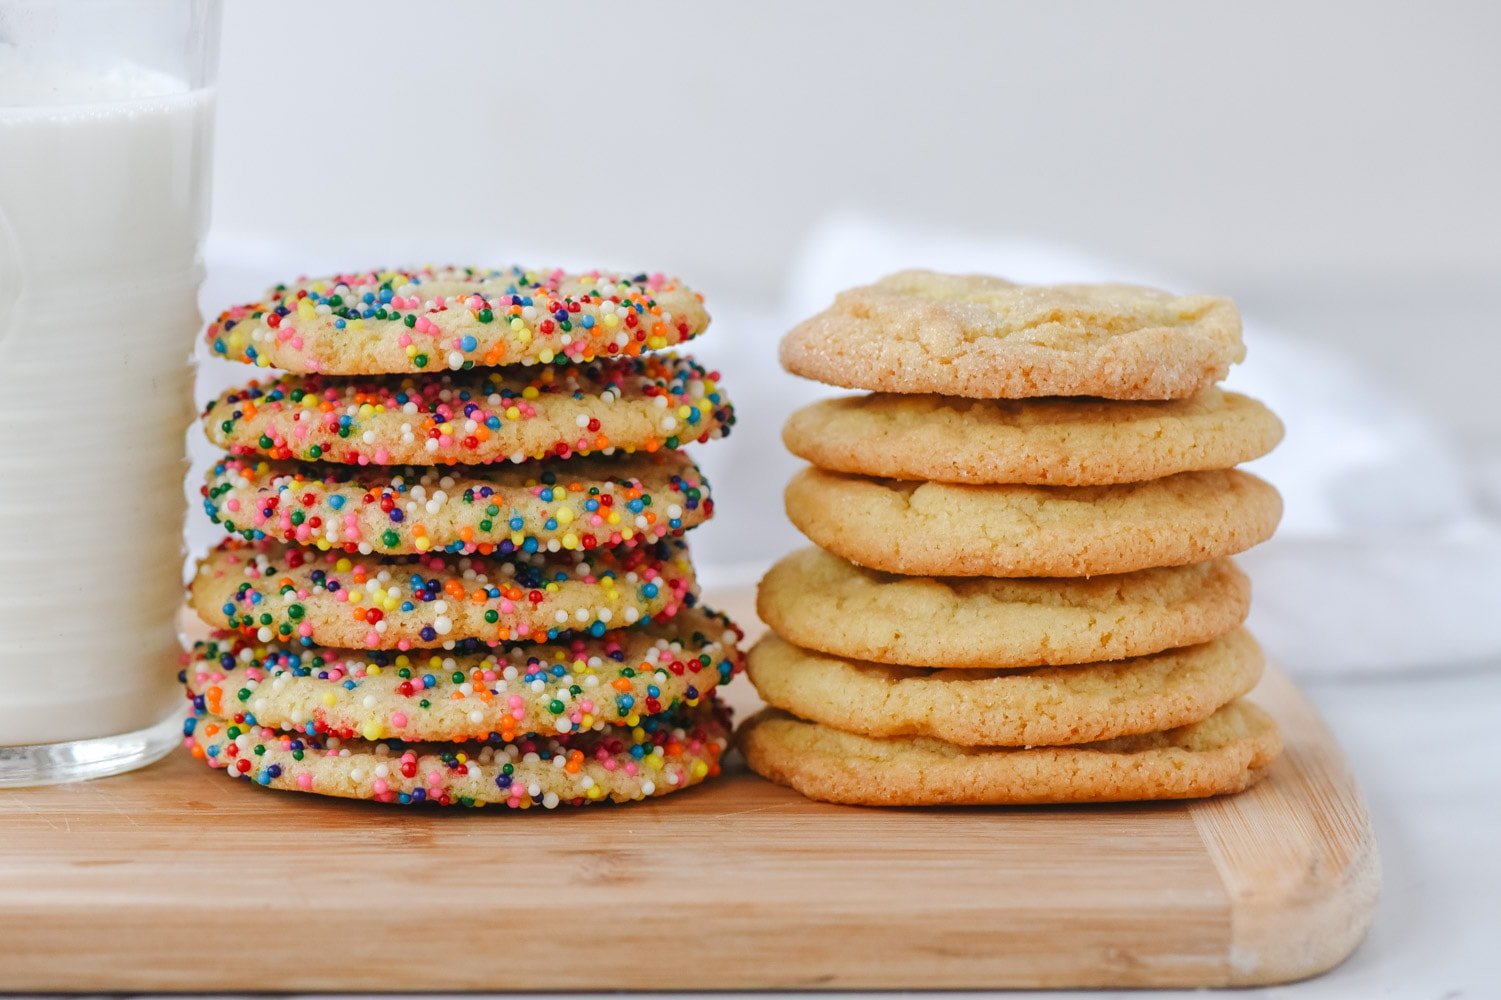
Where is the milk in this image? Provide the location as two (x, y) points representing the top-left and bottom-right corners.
(0, 64), (214, 745)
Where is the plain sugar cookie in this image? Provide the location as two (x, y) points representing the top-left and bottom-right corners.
(745, 630), (1264, 747)
(785, 467), (1282, 577)
(739, 699), (1281, 806)
(782, 389), (1282, 485)
(757, 548), (1250, 668)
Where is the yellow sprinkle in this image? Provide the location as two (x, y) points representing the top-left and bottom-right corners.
(360, 720), (383, 741)
(322, 693), (337, 707)
(555, 508), (574, 525)
(521, 387), (540, 400)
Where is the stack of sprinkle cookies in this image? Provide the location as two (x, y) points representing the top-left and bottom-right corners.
(180, 266), (743, 809)
(740, 270), (1287, 806)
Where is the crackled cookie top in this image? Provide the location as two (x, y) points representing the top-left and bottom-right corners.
(202, 450), (712, 557)
(183, 605), (743, 742)
(780, 270), (1243, 400)
(202, 353), (733, 465)
(185, 696), (731, 808)
(206, 266), (709, 375)
(189, 537), (697, 650)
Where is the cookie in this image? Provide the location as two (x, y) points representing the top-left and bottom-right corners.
(206, 266), (709, 375)
(183, 606), (743, 742)
(782, 389), (1282, 486)
(738, 699), (1281, 806)
(188, 537), (697, 650)
(780, 270), (1243, 400)
(202, 353), (733, 466)
(757, 548), (1249, 668)
(745, 629), (1263, 747)
(202, 450), (711, 557)
(786, 468), (1281, 577)
(184, 697), (730, 808)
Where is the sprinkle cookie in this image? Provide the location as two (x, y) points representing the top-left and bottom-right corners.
(203, 450), (712, 557)
(782, 389), (1283, 486)
(183, 606), (744, 742)
(780, 270), (1243, 400)
(189, 538), (697, 650)
(786, 468), (1281, 577)
(184, 697), (731, 808)
(758, 548), (1249, 668)
(739, 699), (1281, 806)
(745, 629), (1263, 747)
(203, 353), (734, 466)
(207, 266), (709, 375)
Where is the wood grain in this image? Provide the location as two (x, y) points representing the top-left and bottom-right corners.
(0, 592), (1377, 991)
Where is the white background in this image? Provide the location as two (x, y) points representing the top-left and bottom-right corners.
(211, 0), (1499, 442)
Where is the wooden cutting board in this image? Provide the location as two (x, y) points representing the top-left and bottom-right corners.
(0, 591), (1377, 991)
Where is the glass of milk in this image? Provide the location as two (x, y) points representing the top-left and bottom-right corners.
(0, 0), (221, 785)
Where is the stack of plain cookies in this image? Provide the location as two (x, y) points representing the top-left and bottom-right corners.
(741, 270), (1287, 806)
(181, 266), (743, 809)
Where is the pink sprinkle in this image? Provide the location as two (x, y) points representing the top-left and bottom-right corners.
(390, 712), (408, 728)
(296, 773), (313, 790)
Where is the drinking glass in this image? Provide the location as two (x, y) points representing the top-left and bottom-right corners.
(0, 0), (222, 785)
